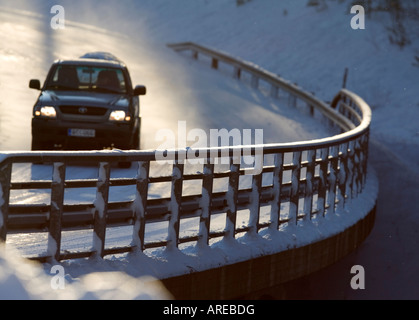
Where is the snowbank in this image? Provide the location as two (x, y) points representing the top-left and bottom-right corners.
(0, 246), (171, 300)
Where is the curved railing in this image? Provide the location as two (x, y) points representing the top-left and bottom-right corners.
(0, 43), (372, 264)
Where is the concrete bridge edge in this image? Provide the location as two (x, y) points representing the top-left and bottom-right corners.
(160, 203), (377, 300)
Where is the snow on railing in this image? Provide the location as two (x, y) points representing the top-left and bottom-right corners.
(0, 43), (372, 263)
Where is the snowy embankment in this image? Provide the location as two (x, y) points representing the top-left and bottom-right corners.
(0, 0), (417, 299)
(0, 245), (172, 299)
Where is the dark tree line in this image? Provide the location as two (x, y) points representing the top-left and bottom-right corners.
(351, 0), (418, 48)
(306, 0), (418, 48)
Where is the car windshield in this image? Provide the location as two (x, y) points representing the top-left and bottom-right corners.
(45, 65), (127, 94)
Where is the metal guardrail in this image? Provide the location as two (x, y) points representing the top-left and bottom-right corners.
(0, 43), (372, 263)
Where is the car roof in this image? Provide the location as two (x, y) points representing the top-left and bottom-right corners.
(54, 52), (127, 69)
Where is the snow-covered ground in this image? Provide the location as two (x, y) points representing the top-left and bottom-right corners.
(0, 0), (418, 299)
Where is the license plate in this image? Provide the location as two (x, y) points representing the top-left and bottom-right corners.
(68, 128), (96, 138)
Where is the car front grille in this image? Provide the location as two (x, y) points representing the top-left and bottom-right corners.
(59, 105), (108, 116)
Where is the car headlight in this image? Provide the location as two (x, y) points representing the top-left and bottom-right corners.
(109, 110), (131, 122)
(35, 106), (57, 118)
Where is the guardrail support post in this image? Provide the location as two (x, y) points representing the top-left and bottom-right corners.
(132, 161), (150, 252)
(309, 104), (314, 117)
(211, 58), (218, 70)
(198, 162), (214, 247)
(249, 165), (262, 235)
(317, 147), (329, 217)
(48, 162), (66, 262)
(225, 161), (240, 239)
(167, 161), (184, 251)
(360, 132), (369, 191)
(270, 153), (284, 230)
(93, 162), (110, 258)
(234, 66), (241, 80)
(337, 143), (349, 212)
(328, 146), (339, 215)
(289, 151), (302, 225)
(0, 162), (11, 242)
(346, 140), (355, 203)
(304, 150), (316, 222)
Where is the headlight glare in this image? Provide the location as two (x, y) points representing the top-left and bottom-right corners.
(37, 106), (56, 118)
(109, 110), (131, 122)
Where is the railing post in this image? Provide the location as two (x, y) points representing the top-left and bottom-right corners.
(270, 153), (283, 230)
(309, 104), (314, 117)
(0, 162), (12, 242)
(198, 162), (214, 247)
(167, 161), (184, 251)
(346, 139), (355, 202)
(353, 137), (362, 195)
(328, 145), (339, 215)
(93, 162), (110, 258)
(211, 58), (218, 70)
(234, 66), (241, 80)
(132, 161), (150, 252)
(317, 147), (329, 217)
(354, 134), (368, 194)
(48, 162), (66, 262)
(303, 150), (315, 222)
(337, 143), (349, 212)
(359, 132), (370, 191)
(289, 151), (302, 225)
(225, 160), (240, 239)
(248, 157), (263, 235)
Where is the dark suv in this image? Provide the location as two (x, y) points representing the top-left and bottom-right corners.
(29, 52), (146, 151)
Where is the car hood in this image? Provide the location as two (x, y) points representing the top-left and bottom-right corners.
(38, 90), (130, 109)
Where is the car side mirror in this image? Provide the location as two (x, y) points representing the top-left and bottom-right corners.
(29, 79), (41, 90)
(133, 85), (146, 96)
